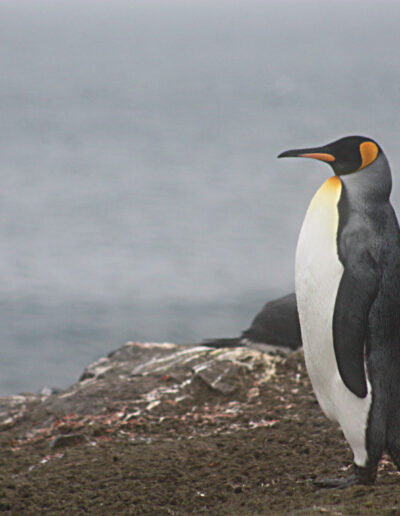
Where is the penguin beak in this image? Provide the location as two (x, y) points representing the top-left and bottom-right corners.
(278, 148), (335, 163)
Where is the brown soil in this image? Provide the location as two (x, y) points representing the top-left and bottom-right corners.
(0, 343), (399, 515)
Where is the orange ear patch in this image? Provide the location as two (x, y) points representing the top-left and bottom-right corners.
(358, 141), (378, 170)
(299, 153), (336, 162)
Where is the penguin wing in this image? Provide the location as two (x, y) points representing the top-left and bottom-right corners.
(333, 245), (380, 398)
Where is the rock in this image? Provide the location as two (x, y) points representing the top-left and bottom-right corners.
(0, 341), (292, 445)
(49, 433), (86, 449)
(203, 292), (302, 350)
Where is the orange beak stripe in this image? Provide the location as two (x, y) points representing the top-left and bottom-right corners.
(299, 153), (336, 162)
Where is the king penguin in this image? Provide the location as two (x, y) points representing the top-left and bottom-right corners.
(278, 136), (400, 488)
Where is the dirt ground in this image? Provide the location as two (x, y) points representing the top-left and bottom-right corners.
(0, 344), (400, 515)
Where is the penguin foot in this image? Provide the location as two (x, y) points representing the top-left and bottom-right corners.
(314, 474), (359, 489)
(314, 463), (377, 489)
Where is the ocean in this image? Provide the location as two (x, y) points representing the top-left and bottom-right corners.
(0, 0), (399, 394)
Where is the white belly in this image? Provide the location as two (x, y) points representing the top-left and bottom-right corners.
(295, 176), (371, 466)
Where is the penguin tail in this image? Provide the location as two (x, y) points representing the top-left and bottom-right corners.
(201, 337), (243, 348)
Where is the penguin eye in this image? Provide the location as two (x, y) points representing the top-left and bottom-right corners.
(357, 141), (379, 171)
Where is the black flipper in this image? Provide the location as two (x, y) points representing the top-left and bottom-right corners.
(333, 245), (380, 398)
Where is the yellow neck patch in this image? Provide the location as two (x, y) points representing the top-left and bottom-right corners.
(308, 176), (342, 214)
(358, 141), (379, 171)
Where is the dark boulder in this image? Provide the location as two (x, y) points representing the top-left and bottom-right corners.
(203, 292), (302, 350)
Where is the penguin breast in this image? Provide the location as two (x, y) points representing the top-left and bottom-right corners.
(295, 175), (344, 419)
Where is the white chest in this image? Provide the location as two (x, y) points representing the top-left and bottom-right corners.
(295, 176), (344, 417)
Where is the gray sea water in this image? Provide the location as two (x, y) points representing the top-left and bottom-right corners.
(1, 0), (400, 394)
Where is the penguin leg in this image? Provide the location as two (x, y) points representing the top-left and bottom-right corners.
(314, 393), (385, 489)
(314, 463), (377, 489)
(386, 407), (400, 470)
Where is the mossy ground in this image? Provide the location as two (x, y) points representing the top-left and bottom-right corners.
(1, 350), (400, 515)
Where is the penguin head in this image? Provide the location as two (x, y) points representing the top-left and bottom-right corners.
(278, 136), (382, 176)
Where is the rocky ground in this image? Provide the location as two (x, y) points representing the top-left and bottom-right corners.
(0, 341), (399, 515)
